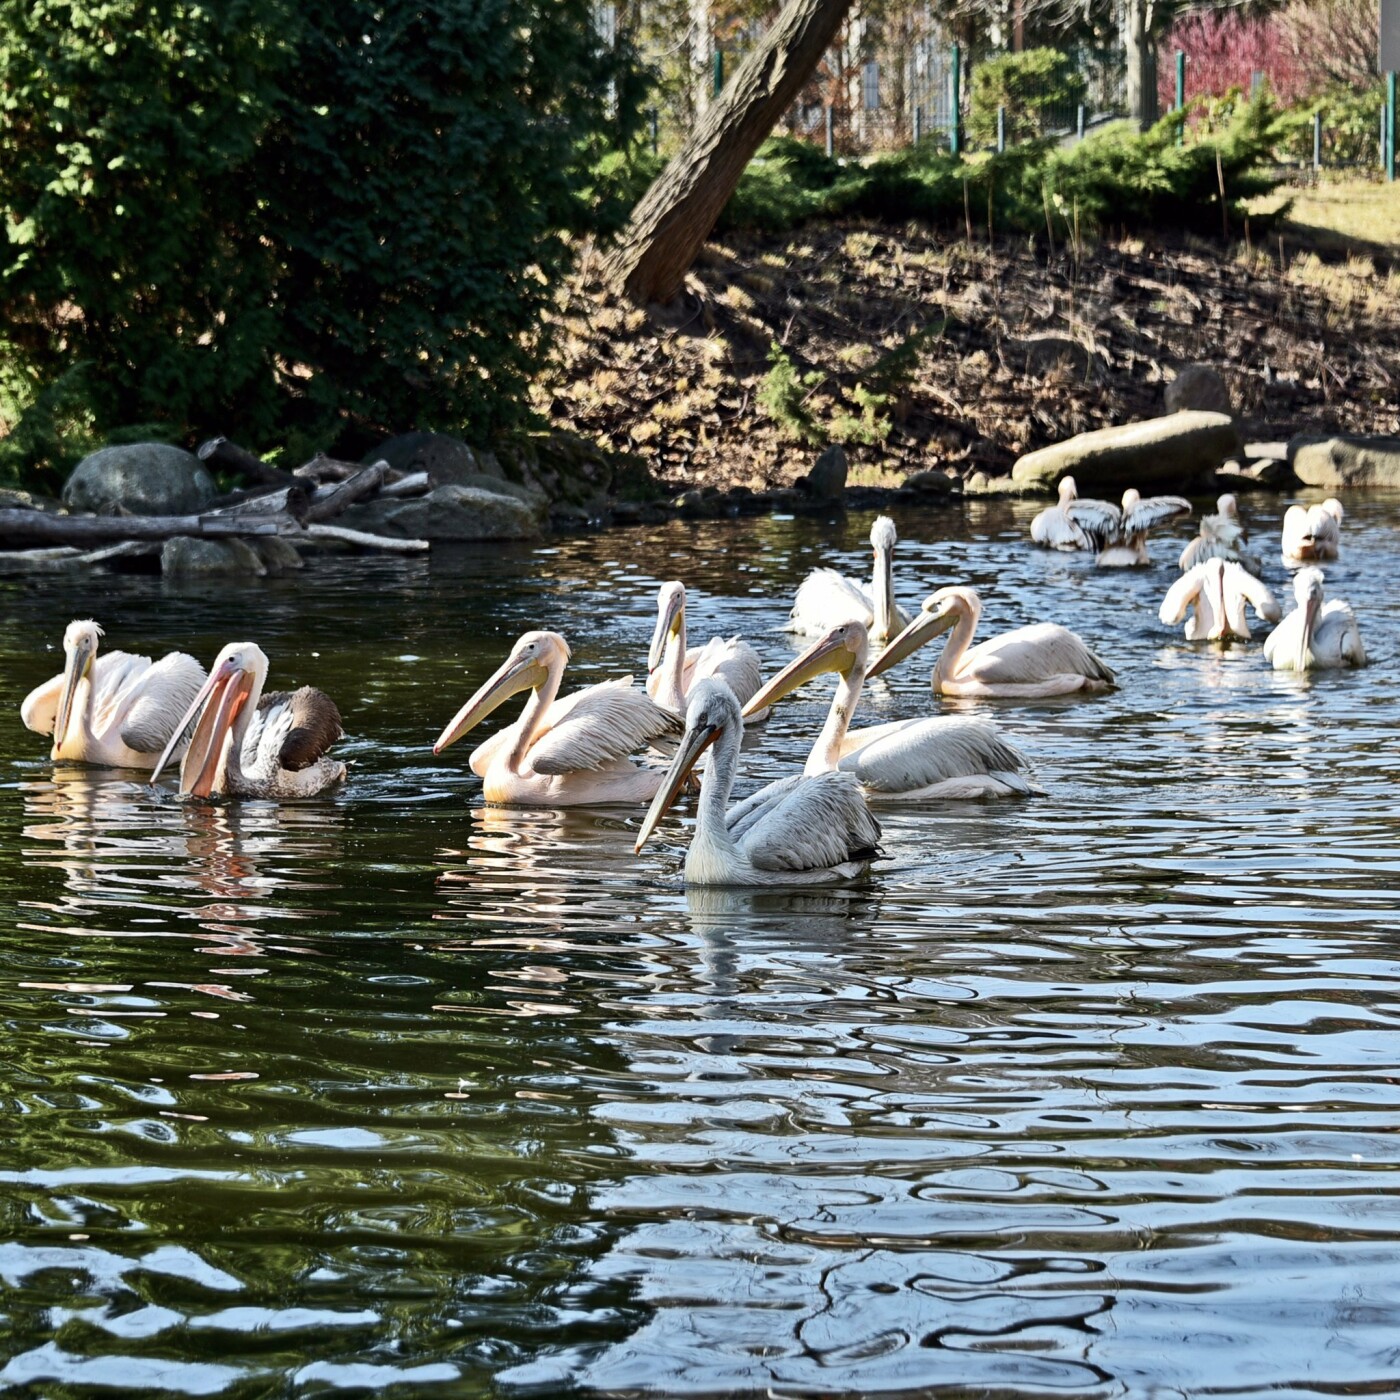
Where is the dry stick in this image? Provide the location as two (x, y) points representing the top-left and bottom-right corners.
(1244, 214), (1252, 259)
(302, 461), (389, 524)
(1042, 184), (1055, 259)
(963, 180), (972, 243)
(377, 471), (431, 499)
(986, 177), (994, 245)
(304, 523), (429, 553)
(0, 509), (288, 547)
(1216, 150), (1228, 241)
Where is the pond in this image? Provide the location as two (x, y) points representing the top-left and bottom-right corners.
(3, 492), (1399, 1397)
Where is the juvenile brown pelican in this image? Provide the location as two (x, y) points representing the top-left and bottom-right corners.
(741, 621), (1034, 798)
(646, 581), (766, 720)
(1066, 488), (1192, 566)
(21, 620), (205, 769)
(1179, 494), (1263, 575)
(868, 586), (1115, 698)
(787, 515), (912, 642)
(1281, 499), (1344, 566)
(635, 679), (881, 886)
(1263, 568), (1366, 671)
(435, 630), (681, 806)
(152, 643), (345, 798)
(1029, 476), (1090, 551)
(1159, 559), (1281, 641)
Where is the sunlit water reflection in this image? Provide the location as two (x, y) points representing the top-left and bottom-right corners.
(3, 494), (1400, 1396)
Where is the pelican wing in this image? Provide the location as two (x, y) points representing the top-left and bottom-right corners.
(1123, 495), (1191, 537)
(840, 716), (1028, 794)
(20, 671), (63, 735)
(726, 772), (807, 842)
(242, 688), (343, 772)
(788, 568), (874, 634)
(1159, 568), (1204, 626)
(118, 652), (207, 753)
(527, 677), (682, 775)
(739, 770), (881, 873)
(1228, 564), (1281, 624)
(690, 636), (764, 709)
(1063, 498), (1122, 551)
(965, 623), (1115, 686)
(1319, 602), (1366, 666)
(1030, 505), (1090, 550)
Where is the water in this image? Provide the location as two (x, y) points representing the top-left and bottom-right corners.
(3, 493), (1400, 1397)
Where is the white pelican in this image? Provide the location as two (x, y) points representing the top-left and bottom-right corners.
(1159, 559), (1281, 641)
(435, 630), (681, 806)
(1263, 568), (1366, 671)
(1029, 476), (1090, 551)
(21, 619), (206, 769)
(1281, 498), (1343, 566)
(634, 678), (881, 886)
(740, 621), (1034, 799)
(787, 515), (912, 641)
(867, 586), (1115, 698)
(646, 580), (766, 719)
(152, 642), (345, 798)
(1066, 488), (1192, 566)
(1179, 494), (1264, 575)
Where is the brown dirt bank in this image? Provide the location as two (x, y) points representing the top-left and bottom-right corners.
(537, 223), (1400, 495)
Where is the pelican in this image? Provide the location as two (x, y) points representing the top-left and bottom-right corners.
(646, 580), (766, 719)
(1066, 488), (1192, 566)
(1263, 568), (1365, 671)
(787, 515), (912, 641)
(21, 619), (206, 769)
(1159, 559), (1281, 641)
(634, 678), (881, 886)
(740, 621), (1034, 798)
(867, 586), (1115, 698)
(1179, 494), (1264, 575)
(152, 642), (345, 798)
(1029, 476), (1090, 551)
(1281, 498), (1343, 566)
(435, 630), (681, 805)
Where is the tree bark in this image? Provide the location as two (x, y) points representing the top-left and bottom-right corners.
(607, 0), (856, 306)
(197, 436), (301, 490)
(1123, 0), (1159, 132)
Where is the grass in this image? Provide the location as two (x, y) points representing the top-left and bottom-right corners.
(1251, 178), (1400, 255)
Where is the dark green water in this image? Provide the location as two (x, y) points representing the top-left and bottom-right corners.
(3, 495), (1400, 1397)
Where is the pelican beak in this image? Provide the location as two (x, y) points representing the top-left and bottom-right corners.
(434, 652), (546, 754)
(874, 541), (896, 640)
(152, 657), (255, 796)
(1297, 587), (1321, 671)
(54, 633), (95, 749)
(866, 602), (957, 678)
(648, 590), (684, 672)
(634, 718), (721, 855)
(741, 627), (853, 718)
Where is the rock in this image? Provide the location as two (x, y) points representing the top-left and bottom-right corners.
(64, 444), (216, 516)
(1165, 364), (1232, 416)
(1009, 335), (1097, 378)
(962, 472), (1032, 496)
(1011, 411), (1241, 494)
(904, 469), (955, 496)
(1288, 435), (1400, 489)
(368, 432), (504, 485)
(161, 536), (267, 577)
(797, 444), (848, 499)
(340, 484), (542, 541)
(0, 487), (62, 512)
(252, 537), (304, 573)
(673, 489), (719, 519)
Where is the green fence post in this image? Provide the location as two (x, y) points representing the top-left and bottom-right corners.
(1175, 50), (1185, 145)
(713, 47), (723, 98)
(950, 42), (961, 156)
(1389, 72), (1397, 182)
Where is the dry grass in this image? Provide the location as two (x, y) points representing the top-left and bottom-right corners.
(1253, 179), (1400, 256)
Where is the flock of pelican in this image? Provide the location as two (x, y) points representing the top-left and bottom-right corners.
(18, 493), (1366, 887)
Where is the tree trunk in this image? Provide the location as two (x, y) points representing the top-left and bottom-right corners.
(607, 0), (856, 306)
(1123, 0), (1158, 131)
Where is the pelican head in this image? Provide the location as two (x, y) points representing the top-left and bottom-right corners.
(1057, 475), (1078, 504)
(1121, 488), (1141, 512)
(1323, 498), (1344, 523)
(635, 678), (739, 855)
(742, 621), (867, 719)
(865, 586), (975, 678)
(54, 618), (104, 747)
(1217, 493), (1239, 520)
(434, 630), (567, 755)
(870, 515), (897, 555)
(869, 516), (899, 639)
(153, 641), (269, 795)
(1292, 568), (1326, 671)
(648, 581), (687, 673)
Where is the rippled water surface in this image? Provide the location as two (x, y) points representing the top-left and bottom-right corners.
(3, 493), (1400, 1397)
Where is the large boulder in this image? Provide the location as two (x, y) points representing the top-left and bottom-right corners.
(1165, 364), (1232, 416)
(1289, 435), (1400, 489)
(367, 431), (505, 485)
(797, 444), (848, 499)
(64, 444), (216, 516)
(1011, 411), (1241, 494)
(341, 483), (543, 541)
(161, 536), (268, 577)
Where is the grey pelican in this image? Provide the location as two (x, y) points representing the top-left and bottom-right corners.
(634, 678), (881, 886)
(1263, 568), (1366, 671)
(435, 630), (681, 805)
(21, 619), (205, 769)
(646, 581), (766, 720)
(867, 586), (1115, 698)
(1159, 559), (1281, 641)
(1066, 488), (1192, 566)
(152, 642), (345, 798)
(787, 515), (912, 642)
(1029, 476), (1090, 550)
(1179, 494), (1264, 575)
(1281, 499), (1343, 566)
(741, 621), (1034, 798)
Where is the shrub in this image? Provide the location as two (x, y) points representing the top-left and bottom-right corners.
(1282, 85), (1387, 168)
(757, 342), (823, 443)
(969, 49), (1088, 147)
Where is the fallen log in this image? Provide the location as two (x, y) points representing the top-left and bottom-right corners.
(304, 523), (429, 552)
(377, 471), (431, 499)
(303, 462), (389, 524)
(0, 540), (158, 574)
(207, 485), (312, 521)
(198, 437), (300, 490)
(0, 508), (291, 547)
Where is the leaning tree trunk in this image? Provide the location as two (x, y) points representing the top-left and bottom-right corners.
(607, 0), (856, 306)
